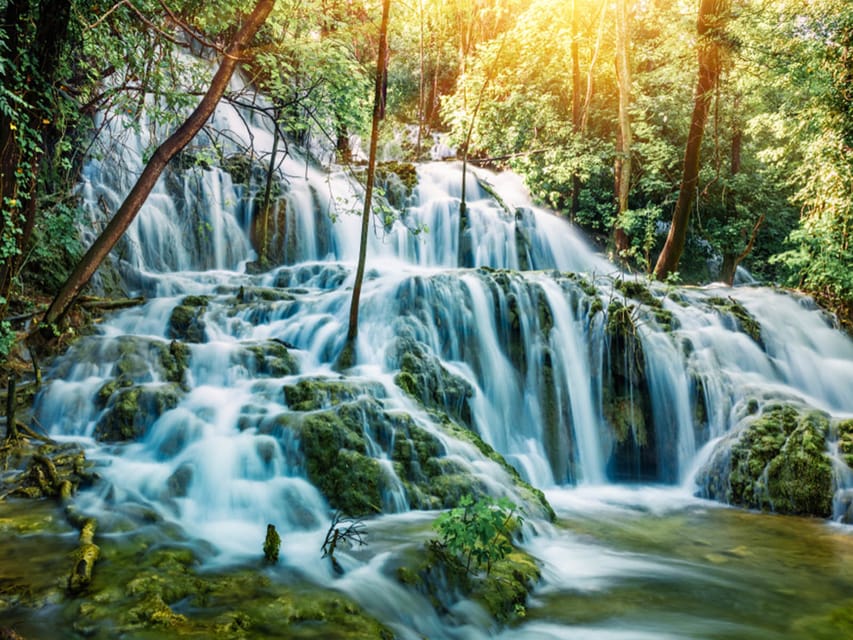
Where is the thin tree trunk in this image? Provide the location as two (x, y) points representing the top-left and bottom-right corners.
(343, 0), (392, 353)
(581, 0), (608, 134)
(613, 0), (632, 256)
(654, 0), (729, 280)
(570, 0), (582, 221)
(36, 0), (273, 334)
(258, 108), (281, 268)
(416, 0), (425, 158)
(720, 124), (742, 285)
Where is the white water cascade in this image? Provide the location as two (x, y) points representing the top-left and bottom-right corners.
(34, 87), (853, 638)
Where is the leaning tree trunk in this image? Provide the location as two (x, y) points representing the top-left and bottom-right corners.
(35, 0), (273, 335)
(342, 0), (392, 356)
(654, 0), (729, 280)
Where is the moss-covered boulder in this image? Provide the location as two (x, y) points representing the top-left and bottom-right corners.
(235, 339), (299, 378)
(602, 299), (659, 482)
(390, 337), (473, 426)
(394, 539), (540, 625)
(706, 295), (763, 346)
(94, 383), (183, 442)
(284, 377), (385, 411)
(292, 409), (382, 516)
(167, 295), (210, 343)
(837, 419), (853, 468)
(698, 404), (834, 517)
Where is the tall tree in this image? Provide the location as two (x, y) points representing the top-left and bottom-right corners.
(35, 0), (274, 334)
(613, 0), (632, 256)
(341, 0), (392, 362)
(654, 0), (730, 279)
(0, 0), (74, 306)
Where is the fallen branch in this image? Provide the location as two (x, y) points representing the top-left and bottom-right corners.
(77, 295), (146, 311)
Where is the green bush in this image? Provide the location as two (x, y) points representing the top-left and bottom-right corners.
(432, 494), (522, 576)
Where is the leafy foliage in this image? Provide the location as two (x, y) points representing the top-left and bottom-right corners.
(432, 494), (522, 576)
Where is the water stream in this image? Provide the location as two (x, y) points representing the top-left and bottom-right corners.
(27, 91), (853, 637)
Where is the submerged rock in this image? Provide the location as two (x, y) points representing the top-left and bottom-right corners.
(698, 403), (834, 517)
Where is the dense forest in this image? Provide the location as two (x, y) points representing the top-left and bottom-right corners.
(1, 1), (853, 639)
(0, 0), (851, 352)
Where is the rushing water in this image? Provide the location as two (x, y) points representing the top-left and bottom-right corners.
(26, 88), (853, 637)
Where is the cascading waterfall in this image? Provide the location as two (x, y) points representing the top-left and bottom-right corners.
(34, 82), (853, 637)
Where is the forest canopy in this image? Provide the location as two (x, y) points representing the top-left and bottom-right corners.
(1, 0), (851, 357)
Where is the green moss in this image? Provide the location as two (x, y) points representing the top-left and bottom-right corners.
(706, 404), (833, 517)
(706, 296), (763, 345)
(296, 411), (381, 516)
(167, 296), (210, 343)
(837, 419), (853, 468)
(391, 337), (473, 426)
(94, 383), (183, 442)
(239, 340), (298, 377)
(284, 377), (385, 411)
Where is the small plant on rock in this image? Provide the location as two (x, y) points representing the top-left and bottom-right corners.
(432, 494), (522, 576)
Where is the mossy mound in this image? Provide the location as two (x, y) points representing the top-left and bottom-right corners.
(706, 296), (763, 346)
(283, 377), (385, 412)
(377, 161), (418, 209)
(235, 340), (299, 378)
(0, 484), (394, 640)
(390, 337), (473, 426)
(50, 335), (190, 388)
(698, 403), (834, 517)
(394, 539), (540, 625)
(277, 385), (488, 515)
(614, 277), (674, 331)
(168, 296), (210, 343)
(94, 383), (183, 442)
(602, 299), (661, 482)
(837, 419), (853, 468)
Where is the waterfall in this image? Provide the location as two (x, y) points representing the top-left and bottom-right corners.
(39, 87), (853, 568)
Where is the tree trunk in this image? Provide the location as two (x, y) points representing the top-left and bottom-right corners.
(342, 0), (392, 355)
(654, 0), (729, 280)
(36, 0), (273, 334)
(570, 0), (582, 221)
(613, 0), (632, 256)
(720, 125), (742, 285)
(0, 0), (72, 305)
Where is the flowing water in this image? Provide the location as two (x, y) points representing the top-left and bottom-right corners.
(23, 91), (853, 637)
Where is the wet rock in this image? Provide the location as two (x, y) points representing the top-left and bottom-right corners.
(94, 383), (183, 442)
(235, 339), (299, 377)
(706, 295), (763, 346)
(167, 295), (210, 343)
(284, 377), (385, 411)
(295, 410), (382, 516)
(698, 403), (834, 517)
(390, 337), (473, 426)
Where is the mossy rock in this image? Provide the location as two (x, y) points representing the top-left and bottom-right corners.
(837, 419), (853, 468)
(706, 296), (763, 345)
(294, 410), (381, 516)
(284, 377), (385, 411)
(698, 404), (833, 517)
(167, 296), (210, 343)
(94, 383), (183, 442)
(394, 538), (540, 625)
(235, 340), (299, 377)
(390, 337), (473, 426)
